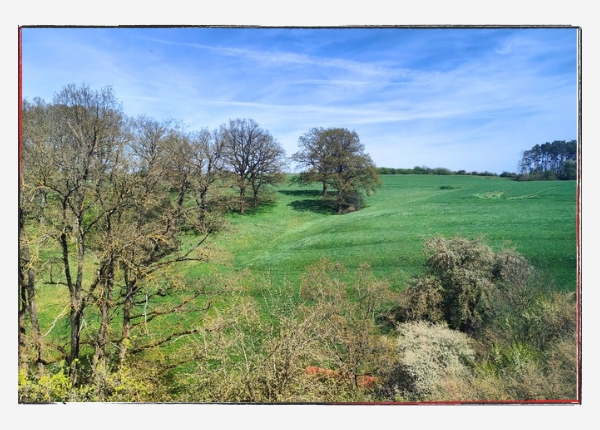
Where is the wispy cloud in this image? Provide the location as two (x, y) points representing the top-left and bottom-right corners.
(146, 36), (406, 79)
(21, 27), (577, 173)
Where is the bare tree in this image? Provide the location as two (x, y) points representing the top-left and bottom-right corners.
(20, 86), (221, 386)
(32, 84), (127, 383)
(248, 134), (287, 208)
(178, 128), (227, 229)
(219, 119), (286, 214)
(19, 98), (51, 372)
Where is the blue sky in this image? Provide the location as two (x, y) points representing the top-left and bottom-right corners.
(20, 26), (578, 173)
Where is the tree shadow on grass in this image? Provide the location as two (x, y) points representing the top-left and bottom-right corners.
(279, 190), (337, 215)
(287, 199), (336, 214)
(242, 199), (279, 216)
(278, 189), (327, 198)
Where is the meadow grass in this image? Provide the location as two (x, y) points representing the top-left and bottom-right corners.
(190, 174), (577, 291)
(29, 173), (577, 380)
(36, 174), (577, 339)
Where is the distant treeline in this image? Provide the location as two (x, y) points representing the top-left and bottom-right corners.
(377, 166), (506, 177)
(517, 140), (577, 181)
(378, 139), (578, 182)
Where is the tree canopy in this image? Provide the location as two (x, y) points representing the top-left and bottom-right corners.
(292, 127), (381, 214)
(19, 84), (288, 386)
(219, 118), (287, 214)
(518, 140), (577, 180)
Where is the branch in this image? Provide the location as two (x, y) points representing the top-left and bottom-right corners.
(140, 233), (211, 276)
(128, 326), (204, 355)
(43, 305), (70, 337)
(129, 292), (208, 324)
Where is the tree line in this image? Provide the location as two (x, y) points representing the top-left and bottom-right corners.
(377, 166), (501, 177)
(377, 139), (579, 182)
(517, 140), (577, 180)
(19, 83), (380, 388)
(19, 85), (274, 384)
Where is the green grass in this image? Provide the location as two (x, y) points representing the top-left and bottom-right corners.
(191, 174), (577, 291)
(32, 174), (577, 356)
(27, 173), (578, 391)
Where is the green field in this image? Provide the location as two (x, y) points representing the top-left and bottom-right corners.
(34, 173), (577, 349)
(25, 173), (579, 402)
(191, 174), (577, 292)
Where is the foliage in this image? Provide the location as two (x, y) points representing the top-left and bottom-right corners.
(475, 332), (578, 400)
(377, 167), (498, 176)
(388, 236), (578, 401)
(20, 84), (230, 386)
(18, 361), (167, 402)
(518, 139), (577, 180)
(380, 321), (476, 401)
(21, 84), (578, 403)
(219, 118), (287, 214)
(292, 127), (381, 214)
(422, 235), (498, 333)
(389, 275), (445, 325)
(394, 236), (576, 339)
(180, 261), (392, 402)
(299, 259), (393, 389)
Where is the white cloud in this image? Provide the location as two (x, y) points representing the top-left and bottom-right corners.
(21, 27), (577, 173)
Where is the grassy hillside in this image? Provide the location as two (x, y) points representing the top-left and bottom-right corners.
(192, 174), (577, 291)
(24, 173), (578, 402)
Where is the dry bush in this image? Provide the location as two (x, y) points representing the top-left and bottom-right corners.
(390, 275), (444, 324)
(543, 335), (578, 399)
(380, 321), (476, 402)
(300, 259), (393, 392)
(181, 260), (394, 403)
(180, 285), (334, 402)
(390, 235), (501, 335)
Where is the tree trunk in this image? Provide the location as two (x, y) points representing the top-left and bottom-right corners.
(240, 186), (246, 215)
(176, 181), (187, 225)
(68, 305), (83, 384)
(337, 189), (344, 214)
(93, 257), (114, 370)
(25, 264), (43, 372)
(63, 211), (86, 385)
(18, 261), (43, 371)
(322, 181), (328, 196)
(198, 188), (208, 228)
(119, 273), (135, 367)
(19, 207), (43, 371)
(18, 277), (27, 366)
(39, 190), (47, 225)
(252, 181), (260, 207)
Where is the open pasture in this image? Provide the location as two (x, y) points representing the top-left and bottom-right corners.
(199, 174), (577, 291)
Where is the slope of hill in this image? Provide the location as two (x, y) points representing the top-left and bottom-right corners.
(194, 174), (577, 291)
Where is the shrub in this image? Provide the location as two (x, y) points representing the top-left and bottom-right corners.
(18, 361), (161, 402)
(390, 276), (445, 324)
(423, 235), (497, 334)
(380, 321), (475, 401)
(185, 264), (392, 403)
(480, 334), (577, 400)
(19, 365), (73, 403)
(404, 236), (556, 338)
